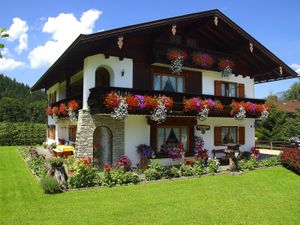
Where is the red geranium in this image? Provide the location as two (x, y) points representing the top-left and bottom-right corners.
(159, 96), (173, 110)
(59, 103), (68, 116)
(68, 100), (79, 111)
(218, 58), (235, 69)
(104, 92), (121, 109)
(230, 100), (246, 115)
(46, 107), (53, 116)
(124, 95), (139, 110)
(166, 49), (187, 61)
(52, 106), (59, 115)
(104, 164), (111, 173)
(144, 96), (158, 109)
(214, 100), (224, 111)
(192, 52), (214, 67)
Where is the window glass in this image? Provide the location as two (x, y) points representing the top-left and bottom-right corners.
(162, 76), (176, 92)
(221, 83), (226, 96)
(154, 75), (161, 91)
(157, 127), (189, 152)
(154, 75), (184, 93)
(157, 128), (164, 152)
(221, 127), (237, 144)
(229, 83), (237, 97)
(177, 77), (183, 93)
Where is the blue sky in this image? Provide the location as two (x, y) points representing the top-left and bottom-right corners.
(1, 0), (299, 98)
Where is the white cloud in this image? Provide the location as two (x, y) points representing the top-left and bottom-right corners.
(28, 9), (102, 69)
(290, 63), (300, 74)
(0, 57), (25, 71)
(7, 18), (29, 54)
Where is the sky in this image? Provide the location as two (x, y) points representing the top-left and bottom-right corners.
(1, 0), (299, 98)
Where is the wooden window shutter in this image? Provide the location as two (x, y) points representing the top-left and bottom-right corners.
(239, 127), (245, 145)
(238, 83), (245, 98)
(214, 81), (222, 96)
(214, 127), (222, 146)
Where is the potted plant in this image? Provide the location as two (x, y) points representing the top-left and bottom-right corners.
(137, 144), (153, 171)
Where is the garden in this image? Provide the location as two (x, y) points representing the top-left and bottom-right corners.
(17, 143), (300, 194)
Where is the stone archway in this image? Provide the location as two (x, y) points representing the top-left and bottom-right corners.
(93, 126), (113, 168)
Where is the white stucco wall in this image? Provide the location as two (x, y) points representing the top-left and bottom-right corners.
(83, 54), (133, 109)
(202, 70), (254, 98)
(123, 116), (255, 166)
(124, 115), (150, 166)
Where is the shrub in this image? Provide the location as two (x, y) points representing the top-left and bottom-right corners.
(180, 163), (194, 176)
(281, 148), (300, 174)
(40, 176), (61, 194)
(251, 147), (260, 159)
(207, 158), (220, 174)
(258, 156), (280, 167)
(145, 168), (162, 181)
(111, 168), (140, 185)
(165, 166), (181, 178)
(27, 153), (47, 177)
(148, 159), (165, 174)
(0, 122), (46, 145)
(192, 161), (205, 176)
(115, 155), (132, 171)
(238, 158), (258, 170)
(68, 157), (97, 188)
(239, 151), (251, 160)
(48, 158), (64, 168)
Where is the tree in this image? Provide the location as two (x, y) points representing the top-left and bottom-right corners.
(284, 80), (300, 100)
(283, 110), (300, 138)
(0, 28), (9, 58)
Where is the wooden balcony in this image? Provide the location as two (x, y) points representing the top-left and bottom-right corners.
(88, 87), (265, 118)
(49, 93), (83, 109)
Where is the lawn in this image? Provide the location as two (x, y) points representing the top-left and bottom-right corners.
(0, 147), (299, 225)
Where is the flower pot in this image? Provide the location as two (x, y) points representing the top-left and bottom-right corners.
(140, 156), (148, 171)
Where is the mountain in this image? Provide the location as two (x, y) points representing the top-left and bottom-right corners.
(274, 91), (286, 101)
(0, 74), (47, 123)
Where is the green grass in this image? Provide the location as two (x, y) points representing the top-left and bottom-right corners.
(0, 147), (300, 225)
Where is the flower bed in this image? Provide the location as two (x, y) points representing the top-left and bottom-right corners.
(19, 147), (284, 194)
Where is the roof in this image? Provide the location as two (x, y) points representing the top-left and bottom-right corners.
(31, 9), (298, 91)
(276, 100), (300, 113)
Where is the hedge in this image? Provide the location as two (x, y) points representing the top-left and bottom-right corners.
(0, 122), (46, 146)
(281, 148), (300, 175)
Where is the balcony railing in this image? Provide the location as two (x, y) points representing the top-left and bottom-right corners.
(88, 87), (265, 117)
(49, 93), (83, 108)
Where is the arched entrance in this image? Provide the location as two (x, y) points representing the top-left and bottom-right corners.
(93, 126), (113, 168)
(95, 67), (110, 87)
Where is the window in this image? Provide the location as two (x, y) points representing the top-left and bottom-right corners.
(221, 127), (237, 145)
(49, 91), (57, 104)
(221, 82), (237, 97)
(156, 126), (189, 152)
(48, 125), (56, 140)
(69, 126), (77, 142)
(95, 67), (110, 87)
(153, 74), (184, 92)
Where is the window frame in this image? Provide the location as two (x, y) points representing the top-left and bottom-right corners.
(220, 126), (238, 145)
(156, 125), (190, 153)
(221, 81), (237, 97)
(47, 125), (56, 140)
(68, 125), (77, 142)
(153, 74), (185, 93)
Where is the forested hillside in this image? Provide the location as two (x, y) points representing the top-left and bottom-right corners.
(0, 74), (47, 123)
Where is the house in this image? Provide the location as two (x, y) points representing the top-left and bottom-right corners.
(276, 100), (300, 113)
(31, 9), (298, 167)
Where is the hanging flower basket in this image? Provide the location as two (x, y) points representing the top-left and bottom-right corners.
(103, 92), (173, 123)
(218, 58), (235, 78)
(230, 101), (270, 120)
(192, 52), (214, 68)
(166, 49), (187, 74)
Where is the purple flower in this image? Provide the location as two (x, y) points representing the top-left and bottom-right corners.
(135, 95), (145, 109)
(207, 99), (215, 108)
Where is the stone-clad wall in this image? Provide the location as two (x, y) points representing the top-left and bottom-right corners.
(75, 109), (124, 163)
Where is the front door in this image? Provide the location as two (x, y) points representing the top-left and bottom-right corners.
(93, 126), (113, 167)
